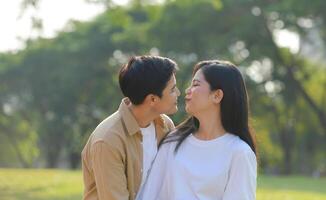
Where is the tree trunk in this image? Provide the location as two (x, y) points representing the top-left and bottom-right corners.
(69, 152), (81, 169)
(280, 127), (293, 174)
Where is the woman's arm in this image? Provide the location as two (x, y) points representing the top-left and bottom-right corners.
(223, 149), (257, 200)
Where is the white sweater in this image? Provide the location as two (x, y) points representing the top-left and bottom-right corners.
(139, 133), (257, 200)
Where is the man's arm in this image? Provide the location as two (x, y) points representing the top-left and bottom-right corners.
(91, 141), (129, 200)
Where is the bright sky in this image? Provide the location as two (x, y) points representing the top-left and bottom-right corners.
(0, 0), (113, 52)
(0, 0), (299, 53)
(274, 29), (299, 54)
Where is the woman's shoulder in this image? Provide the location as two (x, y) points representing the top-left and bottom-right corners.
(225, 133), (255, 156)
(158, 130), (187, 154)
(158, 133), (178, 151)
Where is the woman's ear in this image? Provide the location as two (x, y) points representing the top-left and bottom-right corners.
(212, 89), (223, 104)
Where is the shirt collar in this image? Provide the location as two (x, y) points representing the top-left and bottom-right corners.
(118, 98), (165, 136)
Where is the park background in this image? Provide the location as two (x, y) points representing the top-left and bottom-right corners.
(0, 0), (325, 199)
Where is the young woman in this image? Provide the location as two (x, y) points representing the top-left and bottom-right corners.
(138, 60), (257, 200)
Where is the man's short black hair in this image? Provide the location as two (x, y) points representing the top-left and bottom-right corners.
(119, 55), (178, 105)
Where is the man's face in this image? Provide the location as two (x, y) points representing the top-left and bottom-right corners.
(153, 74), (180, 115)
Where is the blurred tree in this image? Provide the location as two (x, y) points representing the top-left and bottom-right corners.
(0, 0), (325, 174)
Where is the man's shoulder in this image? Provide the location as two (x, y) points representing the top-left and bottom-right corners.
(82, 110), (127, 166)
(90, 111), (126, 144)
(160, 114), (175, 130)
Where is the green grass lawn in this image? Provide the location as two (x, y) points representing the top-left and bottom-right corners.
(0, 168), (325, 200)
(257, 175), (326, 200)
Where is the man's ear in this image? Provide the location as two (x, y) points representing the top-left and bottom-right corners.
(144, 94), (158, 106)
(212, 89), (223, 104)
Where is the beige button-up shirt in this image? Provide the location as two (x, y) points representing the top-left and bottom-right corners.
(82, 98), (174, 200)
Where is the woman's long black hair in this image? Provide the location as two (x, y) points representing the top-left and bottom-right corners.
(161, 60), (257, 155)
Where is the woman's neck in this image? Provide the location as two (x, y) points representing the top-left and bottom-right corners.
(194, 109), (226, 140)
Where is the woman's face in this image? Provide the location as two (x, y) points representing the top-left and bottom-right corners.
(185, 69), (215, 116)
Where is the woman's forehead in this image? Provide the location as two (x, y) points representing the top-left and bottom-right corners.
(193, 69), (205, 80)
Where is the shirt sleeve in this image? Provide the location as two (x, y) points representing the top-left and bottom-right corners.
(223, 149), (257, 200)
(91, 141), (129, 200)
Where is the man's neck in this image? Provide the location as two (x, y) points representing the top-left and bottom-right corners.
(129, 104), (157, 128)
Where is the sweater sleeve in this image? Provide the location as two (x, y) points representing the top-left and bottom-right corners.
(223, 149), (257, 200)
(137, 142), (171, 200)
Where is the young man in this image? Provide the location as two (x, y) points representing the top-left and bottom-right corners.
(82, 55), (180, 200)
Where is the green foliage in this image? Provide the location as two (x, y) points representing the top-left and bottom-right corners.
(0, 0), (325, 173)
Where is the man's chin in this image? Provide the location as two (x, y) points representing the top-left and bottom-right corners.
(165, 107), (178, 115)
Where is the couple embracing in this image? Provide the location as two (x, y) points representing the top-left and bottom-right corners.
(82, 55), (257, 200)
